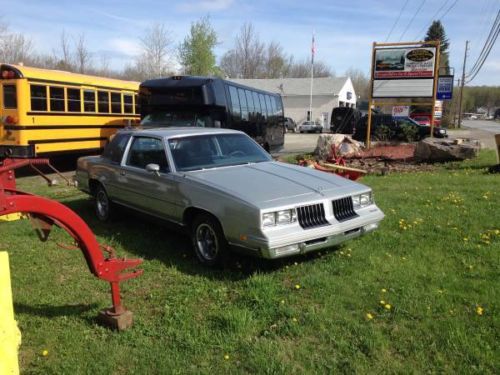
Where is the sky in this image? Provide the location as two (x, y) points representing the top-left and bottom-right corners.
(5, 0), (500, 86)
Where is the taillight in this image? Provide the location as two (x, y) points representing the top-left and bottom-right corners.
(1, 70), (16, 79)
(5, 116), (18, 124)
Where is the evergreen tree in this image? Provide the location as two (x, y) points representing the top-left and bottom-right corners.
(424, 20), (450, 69)
(179, 16), (219, 76)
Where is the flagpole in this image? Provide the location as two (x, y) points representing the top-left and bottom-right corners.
(309, 32), (315, 122)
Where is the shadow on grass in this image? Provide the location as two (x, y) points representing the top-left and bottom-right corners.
(61, 197), (329, 282)
(14, 302), (98, 320)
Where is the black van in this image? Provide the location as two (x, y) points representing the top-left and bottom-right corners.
(330, 107), (361, 134)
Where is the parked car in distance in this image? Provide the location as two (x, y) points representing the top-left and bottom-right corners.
(409, 112), (441, 127)
(75, 127), (384, 266)
(299, 121), (323, 133)
(284, 117), (297, 132)
(353, 114), (447, 142)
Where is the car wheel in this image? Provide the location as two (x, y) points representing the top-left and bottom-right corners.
(94, 184), (113, 222)
(191, 213), (228, 267)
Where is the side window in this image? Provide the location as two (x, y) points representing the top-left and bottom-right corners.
(275, 96), (283, 116)
(102, 133), (131, 163)
(245, 90), (254, 115)
(259, 93), (267, 119)
(111, 93), (122, 113)
(238, 88), (248, 120)
(3, 85), (17, 109)
(83, 90), (96, 112)
(30, 85), (47, 111)
(123, 94), (133, 114)
(266, 95), (273, 118)
(229, 86), (240, 117)
(49, 87), (65, 111)
(126, 137), (168, 172)
(98, 91), (109, 113)
(67, 88), (81, 112)
(252, 92), (261, 115)
(134, 94), (139, 114)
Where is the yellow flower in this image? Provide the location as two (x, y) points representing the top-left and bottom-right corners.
(380, 300), (386, 305)
(366, 313), (374, 320)
(384, 304), (392, 310)
(280, 299), (285, 304)
(292, 317), (298, 322)
(463, 237), (468, 242)
(476, 306), (484, 316)
(224, 354), (230, 360)
(42, 350), (49, 357)
(381, 289), (387, 293)
(294, 284), (301, 290)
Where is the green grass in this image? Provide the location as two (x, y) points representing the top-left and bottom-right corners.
(2, 151), (499, 374)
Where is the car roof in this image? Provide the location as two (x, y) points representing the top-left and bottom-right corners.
(119, 127), (243, 138)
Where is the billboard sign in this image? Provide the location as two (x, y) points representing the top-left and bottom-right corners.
(392, 105), (410, 118)
(372, 46), (437, 98)
(437, 75), (454, 100)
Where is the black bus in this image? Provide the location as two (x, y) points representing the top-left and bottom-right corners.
(139, 76), (285, 152)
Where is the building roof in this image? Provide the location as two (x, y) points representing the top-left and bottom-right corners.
(230, 77), (349, 96)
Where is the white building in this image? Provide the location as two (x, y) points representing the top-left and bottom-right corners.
(230, 77), (356, 128)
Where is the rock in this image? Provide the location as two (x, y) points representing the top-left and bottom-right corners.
(315, 134), (364, 160)
(414, 137), (480, 162)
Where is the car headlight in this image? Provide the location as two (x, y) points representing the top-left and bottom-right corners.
(262, 209), (297, 227)
(352, 192), (373, 209)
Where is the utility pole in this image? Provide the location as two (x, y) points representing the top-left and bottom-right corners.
(457, 40), (469, 128)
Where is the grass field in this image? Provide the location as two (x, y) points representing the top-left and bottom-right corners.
(2, 151), (499, 374)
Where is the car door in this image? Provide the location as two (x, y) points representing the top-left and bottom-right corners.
(119, 135), (180, 221)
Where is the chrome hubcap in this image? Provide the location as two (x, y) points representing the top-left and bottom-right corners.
(196, 224), (218, 261)
(96, 190), (108, 218)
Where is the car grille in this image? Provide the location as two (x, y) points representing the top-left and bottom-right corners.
(332, 197), (358, 222)
(297, 203), (329, 229)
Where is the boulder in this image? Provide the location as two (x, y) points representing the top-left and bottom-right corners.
(414, 137), (480, 162)
(315, 134), (364, 160)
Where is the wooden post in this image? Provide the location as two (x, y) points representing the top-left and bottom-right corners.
(430, 41), (441, 138)
(366, 42), (376, 148)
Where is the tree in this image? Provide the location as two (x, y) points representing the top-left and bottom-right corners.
(220, 22), (264, 78)
(137, 23), (174, 79)
(179, 16), (218, 76)
(424, 20), (450, 70)
(288, 58), (333, 78)
(0, 21), (34, 64)
(263, 41), (292, 78)
(74, 33), (92, 74)
(345, 67), (370, 100)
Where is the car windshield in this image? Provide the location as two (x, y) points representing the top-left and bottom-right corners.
(168, 133), (272, 172)
(141, 111), (214, 128)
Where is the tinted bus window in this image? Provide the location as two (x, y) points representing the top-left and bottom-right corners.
(83, 90), (96, 112)
(98, 91), (109, 113)
(3, 85), (17, 109)
(67, 88), (81, 112)
(245, 90), (254, 113)
(31, 85), (47, 111)
(275, 96), (283, 116)
(259, 93), (267, 118)
(252, 92), (261, 114)
(49, 87), (65, 111)
(124, 94), (133, 114)
(229, 86), (240, 116)
(111, 93), (121, 113)
(238, 88), (248, 120)
(266, 95), (273, 117)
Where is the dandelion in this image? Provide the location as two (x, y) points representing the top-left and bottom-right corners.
(476, 306), (484, 316)
(463, 237), (468, 242)
(294, 284), (301, 290)
(224, 354), (230, 360)
(380, 300), (386, 305)
(294, 262), (298, 266)
(366, 313), (374, 320)
(42, 350), (49, 357)
(384, 304), (392, 310)
(381, 289), (387, 293)
(280, 299), (285, 304)
(292, 317), (298, 323)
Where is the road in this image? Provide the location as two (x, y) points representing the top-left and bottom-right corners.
(461, 119), (500, 134)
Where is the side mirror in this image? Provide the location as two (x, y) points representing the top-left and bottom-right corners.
(145, 163), (161, 176)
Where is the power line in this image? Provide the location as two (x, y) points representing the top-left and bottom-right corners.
(413, 0), (449, 40)
(466, 20), (499, 83)
(399, 0), (426, 41)
(385, 0), (410, 42)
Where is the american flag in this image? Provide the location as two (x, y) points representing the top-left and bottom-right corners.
(311, 34), (315, 65)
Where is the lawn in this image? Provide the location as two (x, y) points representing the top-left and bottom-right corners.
(2, 151), (499, 374)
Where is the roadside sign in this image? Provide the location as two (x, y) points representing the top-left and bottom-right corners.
(437, 75), (453, 100)
(392, 105), (410, 118)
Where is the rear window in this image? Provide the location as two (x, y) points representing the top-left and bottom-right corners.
(3, 85), (17, 109)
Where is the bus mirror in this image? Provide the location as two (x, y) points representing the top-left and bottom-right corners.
(214, 120), (221, 128)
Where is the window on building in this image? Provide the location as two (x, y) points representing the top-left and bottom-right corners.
(30, 85), (47, 111)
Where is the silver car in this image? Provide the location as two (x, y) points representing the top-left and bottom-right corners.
(75, 127), (384, 266)
(299, 121), (323, 133)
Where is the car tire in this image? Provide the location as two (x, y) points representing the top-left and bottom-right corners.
(191, 213), (228, 267)
(94, 184), (113, 222)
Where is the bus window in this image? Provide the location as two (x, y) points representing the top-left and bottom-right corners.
(111, 92), (121, 113)
(98, 91), (109, 113)
(252, 92), (261, 115)
(238, 88), (248, 121)
(259, 93), (267, 119)
(245, 90), (254, 119)
(134, 94), (139, 114)
(124, 94), (133, 114)
(31, 85), (47, 111)
(266, 95), (273, 118)
(3, 85), (17, 109)
(67, 88), (81, 112)
(49, 87), (65, 111)
(84, 90), (96, 112)
(275, 96), (283, 116)
(229, 86), (240, 117)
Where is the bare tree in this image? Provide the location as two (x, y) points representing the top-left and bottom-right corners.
(74, 33), (92, 74)
(0, 21), (34, 64)
(52, 30), (74, 71)
(344, 67), (370, 100)
(288, 58), (333, 78)
(220, 22), (264, 78)
(137, 23), (174, 79)
(264, 41), (292, 78)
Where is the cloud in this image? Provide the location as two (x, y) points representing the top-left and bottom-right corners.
(107, 38), (142, 57)
(177, 0), (234, 12)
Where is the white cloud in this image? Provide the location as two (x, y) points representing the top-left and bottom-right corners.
(107, 38), (142, 57)
(177, 0), (234, 12)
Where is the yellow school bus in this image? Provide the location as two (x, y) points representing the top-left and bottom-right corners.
(0, 64), (140, 157)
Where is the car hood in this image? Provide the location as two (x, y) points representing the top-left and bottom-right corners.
(184, 161), (367, 209)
